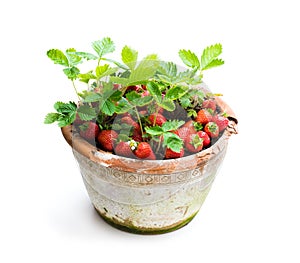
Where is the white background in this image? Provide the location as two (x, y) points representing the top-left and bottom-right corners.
(1, 0), (299, 262)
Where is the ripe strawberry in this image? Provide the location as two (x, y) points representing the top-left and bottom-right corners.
(149, 113), (167, 126)
(185, 133), (204, 153)
(182, 120), (198, 133)
(197, 131), (211, 147)
(204, 122), (219, 138)
(79, 122), (100, 141)
(132, 129), (143, 142)
(213, 115), (229, 132)
(134, 142), (153, 159)
(121, 116), (140, 131)
(165, 148), (184, 159)
(195, 109), (212, 125)
(202, 99), (216, 112)
(97, 130), (118, 151)
(177, 127), (193, 143)
(145, 151), (157, 160)
(114, 141), (135, 158)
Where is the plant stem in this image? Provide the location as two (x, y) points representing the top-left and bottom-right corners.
(134, 106), (144, 140)
(153, 106), (160, 126)
(72, 80), (81, 101)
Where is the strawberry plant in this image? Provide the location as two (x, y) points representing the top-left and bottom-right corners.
(44, 37), (229, 160)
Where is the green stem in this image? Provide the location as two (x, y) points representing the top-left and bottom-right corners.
(72, 80), (81, 101)
(134, 106), (144, 140)
(153, 106), (160, 126)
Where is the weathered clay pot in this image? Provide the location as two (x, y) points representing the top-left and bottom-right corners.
(61, 97), (237, 234)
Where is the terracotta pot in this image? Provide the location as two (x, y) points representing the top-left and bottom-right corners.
(61, 97), (237, 234)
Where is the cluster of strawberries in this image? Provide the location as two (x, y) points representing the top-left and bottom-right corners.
(74, 93), (229, 160)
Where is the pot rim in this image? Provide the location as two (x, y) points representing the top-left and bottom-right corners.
(61, 97), (237, 174)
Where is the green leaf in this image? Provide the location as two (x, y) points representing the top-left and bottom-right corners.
(134, 96), (153, 107)
(92, 37), (115, 58)
(157, 61), (177, 78)
(57, 112), (76, 127)
(73, 52), (98, 60)
(178, 49), (200, 69)
(121, 45), (138, 71)
(163, 132), (183, 153)
(44, 113), (60, 124)
(126, 91), (141, 101)
(109, 90), (122, 101)
(158, 99), (175, 111)
(54, 101), (77, 114)
(77, 105), (97, 121)
(63, 66), (80, 80)
(201, 58), (224, 71)
(128, 54), (159, 84)
(110, 76), (129, 86)
(101, 57), (129, 70)
(95, 64), (118, 79)
(65, 48), (82, 66)
(100, 99), (116, 116)
(165, 85), (188, 100)
(200, 43), (223, 70)
(47, 49), (69, 66)
(187, 109), (197, 118)
(84, 92), (102, 103)
(78, 71), (97, 83)
(162, 120), (185, 132)
(145, 126), (164, 136)
(179, 96), (191, 108)
(146, 81), (162, 102)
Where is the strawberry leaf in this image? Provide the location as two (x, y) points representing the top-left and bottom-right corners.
(73, 52), (98, 61)
(200, 44), (223, 70)
(121, 45), (138, 71)
(145, 126), (164, 135)
(178, 49), (200, 69)
(44, 113), (60, 124)
(100, 99), (116, 116)
(92, 37), (115, 59)
(65, 48), (82, 66)
(163, 132), (183, 153)
(165, 85), (188, 100)
(162, 120), (185, 132)
(96, 64), (118, 79)
(63, 66), (80, 80)
(77, 105), (97, 121)
(157, 99), (175, 111)
(146, 81), (162, 102)
(47, 49), (69, 66)
(78, 71), (97, 83)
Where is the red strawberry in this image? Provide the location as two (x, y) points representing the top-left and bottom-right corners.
(165, 148), (184, 159)
(114, 141), (135, 158)
(185, 133), (204, 153)
(134, 142), (153, 159)
(182, 120), (198, 133)
(121, 116), (140, 131)
(177, 127), (193, 143)
(79, 122), (100, 141)
(195, 109), (212, 125)
(202, 99), (216, 112)
(97, 130), (118, 151)
(132, 129), (143, 142)
(204, 122), (219, 138)
(145, 151), (157, 160)
(213, 115), (229, 132)
(197, 131), (211, 147)
(149, 113), (167, 126)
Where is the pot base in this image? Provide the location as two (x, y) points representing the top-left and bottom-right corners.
(94, 207), (198, 235)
